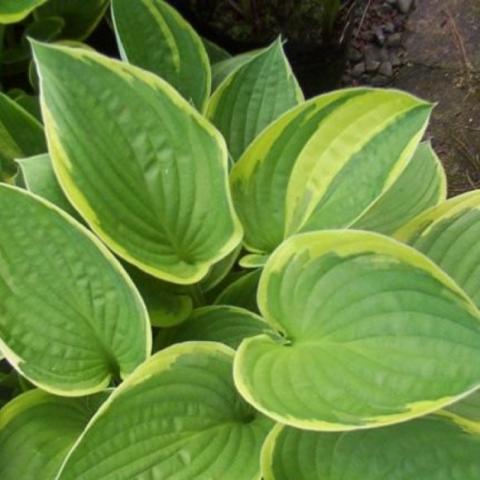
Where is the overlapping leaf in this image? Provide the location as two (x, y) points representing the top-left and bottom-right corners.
(234, 230), (480, 430)
(0, 0), (48, 24)
(443, 390), (480, 433)
(0, 389), (108, 479)
(157, 306), (270, 349)
(112, 0), (211, 111)
(35, 0), (109, 40)
(262, 416), (480, 479)
(211, 51), (258, 90)
(17, 153), (76, 216)
(0, 186), (150, 395)
(396, 191), (480, 307)
(32, 41), (242, 284)
(0, 92), (46, 181)
(208, 40), (303, 161)
(57, 343), (273, 480)
(214, 269), (261, 312)
(231, 88), (432, 253)
(203, 37), (231, 64)
(353, 142), (447, 234)
(126, 266), (193, 328)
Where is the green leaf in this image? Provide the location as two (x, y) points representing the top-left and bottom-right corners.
(34, 0), (109, 40)
(24, 15), (65, 41)
(442, 390), (480, 433)
(214, 269), (261, 313)
(208, 39), (303, 161)
(32, 41), (242, 284)
(262, 416), (480, 480)
(157, 306), (271, 350)
(126, 266), (193, 328)
(231, 88), (432, 254)
(353, 142), (447, 234)
(112, 0), (211, 111)
(57, 343), (273, 480)
(396, 191), (480, 309)
(203, 37), (231, 63)
(0, 185), (151, 395)
(0, 0), (48, 24)
(17, 153), (77, 216)
(0, 389), (108, 480)
(234, 230), (480, 431)
(0, 92), (46, 181)
(8, 92), (42, 121)
(199, 244), (241, 292)
(239, 253), (269, 269)
(211, 50), (259, 90)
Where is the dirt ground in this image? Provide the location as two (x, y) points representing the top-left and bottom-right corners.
(393, 0), (480, 195)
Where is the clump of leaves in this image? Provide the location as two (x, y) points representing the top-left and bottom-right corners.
(1, 1), (480, 479)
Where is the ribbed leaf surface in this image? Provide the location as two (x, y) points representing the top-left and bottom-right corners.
(262, 417), (480, 480)
(353, 142), (446, 234)
(112, 0), (211, 111)
(57, 343), (273, 480)
(0, 186), (150, 395)
(396, 191), (480, 308)
(231, 88), (432, 253)
(0, 389), (108, 480)
(208, 40), (303, 161)
(32, 42), (242, 284)
(234, 230), (480, 430)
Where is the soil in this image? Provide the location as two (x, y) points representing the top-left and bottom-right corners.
(392, 0), (480, 195)
(341, 0), (411, 87)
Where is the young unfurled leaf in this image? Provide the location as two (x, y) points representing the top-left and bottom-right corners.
(0, 92), (46, 181)
(396, 191), (480, 308)
(0, 186), (151, 395)
(234, 230), (480, 430)
(0, 0), (48, 24)
(208, 39), (303, 161)
(353, 142), (447, 235)
(0, 389), (108, 480)
(231, 88), (432, 254)
(112, 0), (211, 111)
(57, 343), (273, 480)
(262, 416), (480, 480)
(32, 41), (242, 284)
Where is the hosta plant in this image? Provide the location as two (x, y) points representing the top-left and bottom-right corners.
(1, 1), (480, 479)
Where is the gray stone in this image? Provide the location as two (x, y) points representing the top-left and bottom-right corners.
(379, 61), (394, 77)
(384, 22), (395, 33)
(379, 48), (390, 62)
(390, 52), (402, 67)
(371, 75), (389, 86)
(387, 32), (403, 47)
(351, 62), (366, 77)
(374, 27), (385, 46)
(366, 58), (381, 72)
(365, 45), (382, 63)
(397, 0), (414, 13)
(347, 48), (363, 62)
